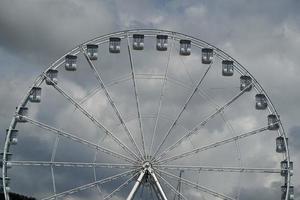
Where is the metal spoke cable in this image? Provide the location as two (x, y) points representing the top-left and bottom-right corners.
(156, 125), (272, 165)
(155, 83), (254, 161)
(139, 184), (145, 199)
(78, 72), (166, 107)
(155, 165), (281, 173)
(155, 171), (188, 200)
(104, 172), (139, 200)
(157, 169), (235, 200)
(41, 169), (136, 200)
(173, 170), (184, 200)
(176, 45), (196, 85)
(9, 161), (136, 169)
(126, 35), (146, 157)
(150, 180), (162, 200)
(82, 47), (143, 159)
(220, 112), (243, 200)
(20, 115), (137, 164)
(50, 135), (59, 196)
(153, 62), (214, 158)
(79, 73), (132, 105)
(43, 73), (141, 161)
(93, 131), (108, 196)
(149, 184), (156, 200)
(149, 35), (174, 156)
(149, 169), (169, 200)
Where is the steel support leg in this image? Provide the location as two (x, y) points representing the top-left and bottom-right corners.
(150, 169), (168, 200)
(126, 170), (145, 200)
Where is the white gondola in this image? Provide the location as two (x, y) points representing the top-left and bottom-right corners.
(6, 129), (18, 145)
(29, 87), (42, 103)
(0, 177), (11, 192)
(281, 160), (293, 177)
(281, 185), (294, 200)
(132, 34), (144, 50)
(87, 44), (98, 60)
(179, 39), (191, 56)
(222, 60), (234, 76)
(156, 35), (168, 51)
(255, 94), (267, 110)
(202, 48), (213, 64)
(109, 37), (121, 53)
(276, 136), (287, 153)
(65, 55), (77, 71)
(268, 114), (279, 130)
(45, 69), (58, 85)
(15, 107), (28, 123)
(240, 75), (252, 91)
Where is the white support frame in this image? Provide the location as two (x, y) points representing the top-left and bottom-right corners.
(2, 29), (292, 200)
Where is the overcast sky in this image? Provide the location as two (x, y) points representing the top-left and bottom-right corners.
(0, 0), (300, 199)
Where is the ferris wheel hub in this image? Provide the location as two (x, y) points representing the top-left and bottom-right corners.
(142, 161), (152, 170)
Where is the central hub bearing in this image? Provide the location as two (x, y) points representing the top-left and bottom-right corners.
(142, 161), (152, 170)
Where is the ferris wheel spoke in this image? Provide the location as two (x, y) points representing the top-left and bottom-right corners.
(156, 82), (254, 161)
(155, 165), (281, 174)
(156, 125), (272, 165)
(150, 35), (174, 156)
(155, 171), (188, 200)
(158, 169), (236, 200)
(81, 47), (144, 159)
(41, 169), (135, 200)
(149, 169), (169, 200)
(8, 161), (136, 169)
(150, 181), (162, 200)
(126, 34), (146, 157)
(50, 135), (59, 196)
(19, 115), (137, 164)
(153, 62), (214, 158)
(104, 172), (139, 200)
(79, 73), (132, 105)
(42, 73), (141, 161)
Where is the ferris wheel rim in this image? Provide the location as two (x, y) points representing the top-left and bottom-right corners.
(2, 29), (292, 200)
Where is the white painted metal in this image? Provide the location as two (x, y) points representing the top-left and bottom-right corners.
(2, 29), (292, 200)
(126, 170), (146, 200)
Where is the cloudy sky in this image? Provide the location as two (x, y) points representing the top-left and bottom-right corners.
(0, 0), (300, 199)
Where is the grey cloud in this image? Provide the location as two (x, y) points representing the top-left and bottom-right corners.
(1, 0), (300, 199)
(0, 0), (117, 65)
(289, 126), (300, 151)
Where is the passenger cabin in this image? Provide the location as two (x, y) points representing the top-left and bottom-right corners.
(222, 60), (234, 76)
(109, 37), (121, 53)
(281, 185), (294, 200)
(255, 94), (267, 110)
(132, 34), (144, 50)
(0, 177), (11, 191)
(45, 69), (58, 85)
(15, 107), (28, 123)
(276, 136), (287, 153)
(87, 44), (98, 60)
(179, 40), (191, 56)
(240, 75), (252, 91)
(202, 48), (214, 64)
(268, 114), (280, 130)
(65, 55), (77, 71)
(281, 160), (293, 177)
(156, 35), (168, 51)
(6, 129), (18, 145)
(29, 87), (42, 103)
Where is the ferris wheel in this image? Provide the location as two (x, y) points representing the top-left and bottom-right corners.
(1, 29), (294, 200)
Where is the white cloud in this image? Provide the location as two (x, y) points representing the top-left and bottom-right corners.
(1, 0), (299, 199)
